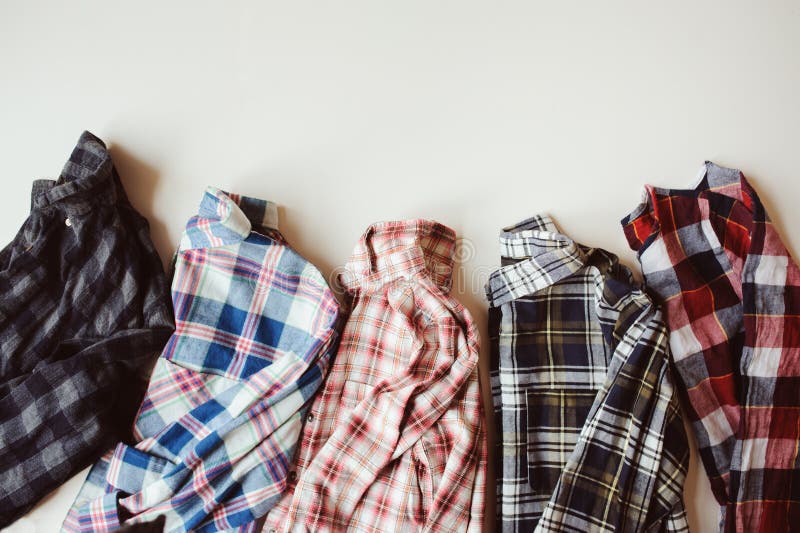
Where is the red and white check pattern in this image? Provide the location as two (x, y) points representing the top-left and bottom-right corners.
(263, 220), (487, 532)
(622, 162), (800, 532)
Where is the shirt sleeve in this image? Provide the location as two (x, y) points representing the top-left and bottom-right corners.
(654, 364), (691, 533)
(534, 306), (689, 532)
(63, 332), (338, 532)
(412, 366), (487, 532)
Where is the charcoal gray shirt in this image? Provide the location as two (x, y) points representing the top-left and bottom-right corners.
(0, 131), (174, 525)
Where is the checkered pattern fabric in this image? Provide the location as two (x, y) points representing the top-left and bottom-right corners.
(0, 132), (173, 527)
(262, 220), (487, 532)
(622, 162), (800, 531)
(487, 215), (689, 532)
(62, 187), (340, 532)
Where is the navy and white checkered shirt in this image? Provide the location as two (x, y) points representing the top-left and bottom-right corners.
(486, 215), (689, 532)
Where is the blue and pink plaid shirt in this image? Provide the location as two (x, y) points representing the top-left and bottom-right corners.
(62, 187), (340, 532)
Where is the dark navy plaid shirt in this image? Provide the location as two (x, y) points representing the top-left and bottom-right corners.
(486, 215), (689, 532)
(0, 132), (174, 526)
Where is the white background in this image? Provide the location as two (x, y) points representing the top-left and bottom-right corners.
(2, 2), (800, 531)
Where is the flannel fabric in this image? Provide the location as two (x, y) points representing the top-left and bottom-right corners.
(263, 220), (487, 533)
(487, 215), (689, 532)
(63, 187), (340, 532)
(0, 131), (173, 526)
(622, 162), (800, 532)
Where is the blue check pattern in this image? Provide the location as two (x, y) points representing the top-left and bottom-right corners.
(63, 187), (340, 532)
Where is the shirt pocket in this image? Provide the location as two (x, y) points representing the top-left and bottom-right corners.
(525, 388), (596, 494)
(134, 357), (240, 441)
(338, 379), (372, 417)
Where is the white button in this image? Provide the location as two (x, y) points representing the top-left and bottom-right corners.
(307, 413), (314, 423)
(65, 218), (72, 227)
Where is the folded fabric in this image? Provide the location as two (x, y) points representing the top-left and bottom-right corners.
(0, 131), (174, 526)
(487, 215), (689, 532)
(63, 188), (340, 532)
(622, 162), (800, 531)
(263, 220), (487, 532)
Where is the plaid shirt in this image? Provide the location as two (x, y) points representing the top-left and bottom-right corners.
(63, 187), (340, 532)
(487, 215), (689, 532)
(263, 220), (487, 532)
(622, 162), (800, 531)
(0, 132), (173, 527)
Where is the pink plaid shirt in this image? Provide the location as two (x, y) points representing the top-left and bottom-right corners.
(263, 220), (487, 532)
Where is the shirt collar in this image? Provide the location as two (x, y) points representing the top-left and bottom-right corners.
(485, 214), (587, 307)
(621, 161), (753, 253)
(339, 219), (456, 293)
(31, 130), (118, 214)
(180, 187), (279, 250)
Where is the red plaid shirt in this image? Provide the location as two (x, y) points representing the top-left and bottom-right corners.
(263, 220), (486, 532)
(622, 162), (800, 532)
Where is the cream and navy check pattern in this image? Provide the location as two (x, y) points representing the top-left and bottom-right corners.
(487, 215), (689, 532)
(63, 187), (340, 532)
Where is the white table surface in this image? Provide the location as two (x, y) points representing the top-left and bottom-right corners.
(2, 2), (800, 531)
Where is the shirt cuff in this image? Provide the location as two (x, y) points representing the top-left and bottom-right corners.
(62, 492), (123, 532)
(105, 442), (170, 495)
